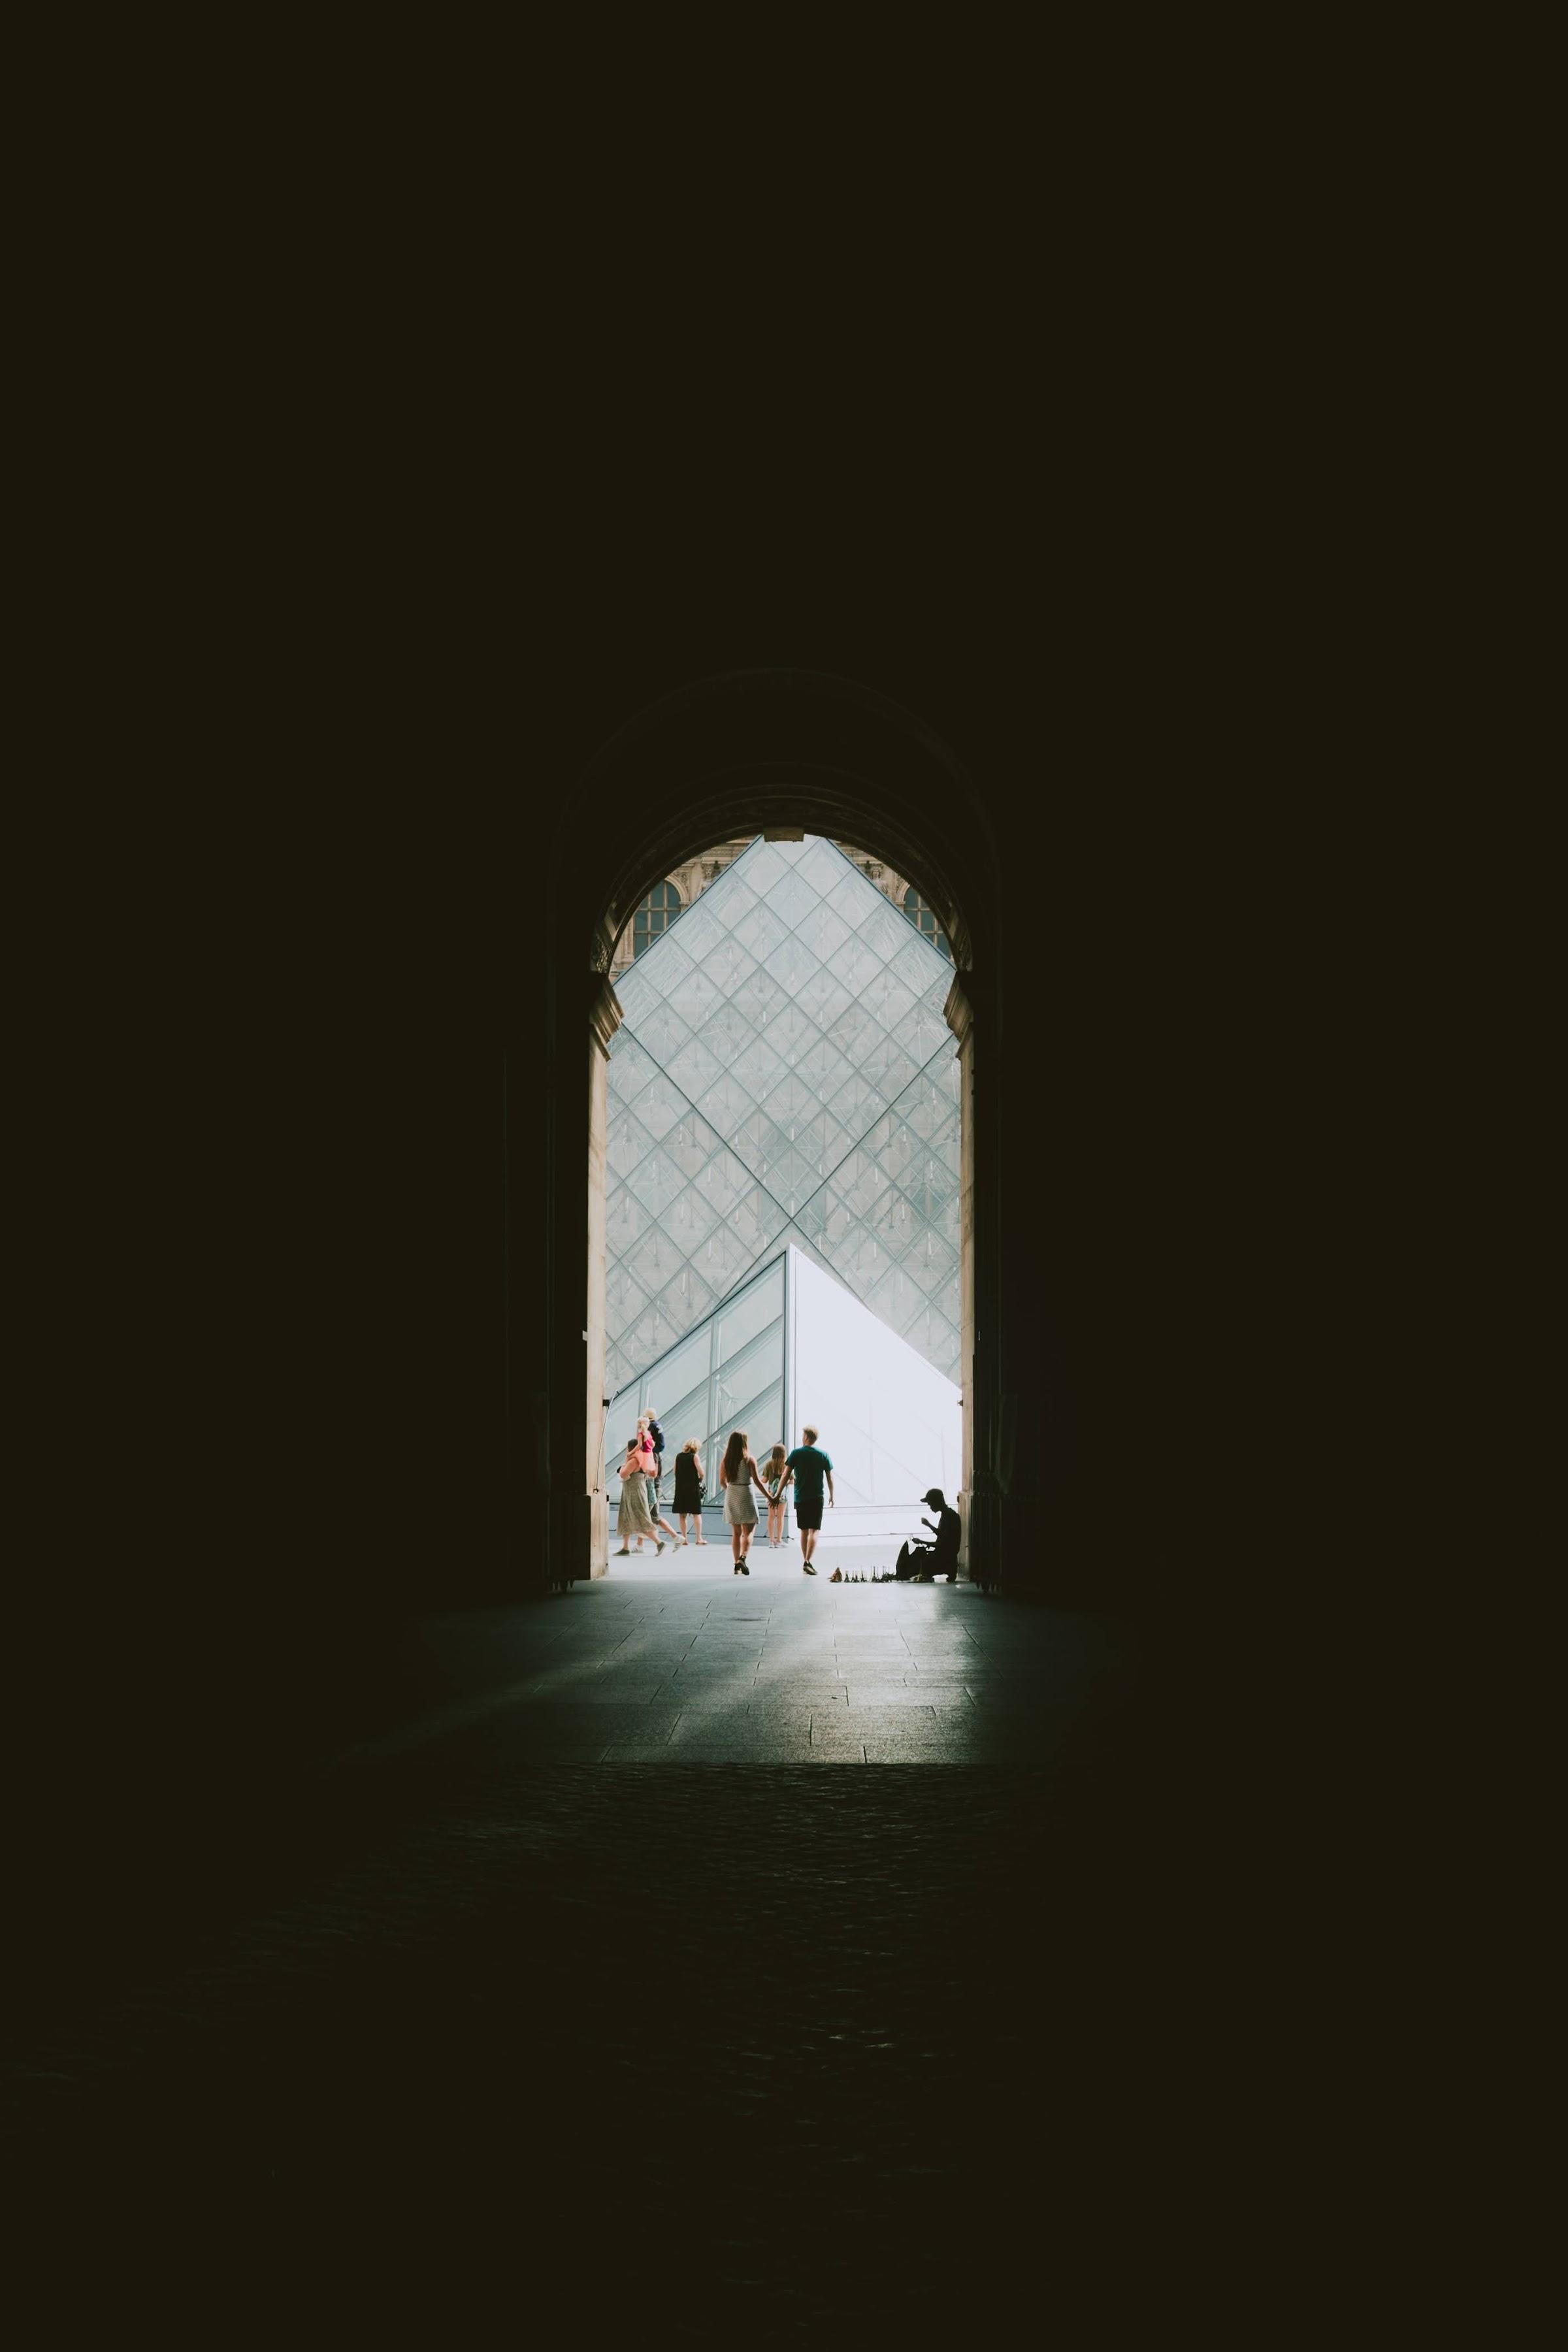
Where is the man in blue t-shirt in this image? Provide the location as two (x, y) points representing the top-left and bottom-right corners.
(779, 1426), (834, 1575)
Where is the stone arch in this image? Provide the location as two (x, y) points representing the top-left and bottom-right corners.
(537, 668), (1004, 1591)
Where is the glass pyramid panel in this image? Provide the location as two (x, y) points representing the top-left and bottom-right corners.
(602, 834), (961, 1388)
(603, 1245), (960, 1539)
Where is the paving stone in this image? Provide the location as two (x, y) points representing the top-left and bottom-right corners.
(844, 1686), (964, 1708)
(660, 1735), (817, 1760)
(836, 1707), (940, 1733)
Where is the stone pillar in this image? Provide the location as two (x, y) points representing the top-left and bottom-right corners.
(945, 972), (987, 1587)
(585, 972), (621, 1576)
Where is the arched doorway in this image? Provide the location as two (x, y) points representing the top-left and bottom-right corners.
(533, 672), (1004, 1595)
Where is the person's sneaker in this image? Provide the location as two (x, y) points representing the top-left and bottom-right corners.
(802, 1561), (817, 1575)
(828, 1567), (841, 1582)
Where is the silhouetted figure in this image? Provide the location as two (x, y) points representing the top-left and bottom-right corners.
(720, 1428), (771, 1573)
(896, 1488), (961, 1582)
(779, 1426), (834, 1574)
(636, 1413), (682, 1546)
(672, 1439), (708, 1544)
(761, 1443), (788, 1548)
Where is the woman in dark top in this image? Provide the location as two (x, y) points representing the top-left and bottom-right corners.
(672, 1440), (708, 1546)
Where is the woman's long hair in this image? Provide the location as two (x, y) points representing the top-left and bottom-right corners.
(721, 1430), (748, 1485)
(766, 1443), (787, 1477)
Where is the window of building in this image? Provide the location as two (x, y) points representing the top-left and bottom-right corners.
(903, 886), (952, 960)
(632, 879), (683, 958)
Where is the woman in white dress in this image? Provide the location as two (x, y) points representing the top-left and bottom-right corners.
(720, 1428), (771, 1574)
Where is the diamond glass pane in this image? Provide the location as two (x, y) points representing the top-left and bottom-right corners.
(823, 871), (868, 928)
(726, 1186), (788, 1255)
(608, 1034), (658, 1097)
(798, 902), (853, 966)
(633, 999), (694, 1066)
(739, 842), (789, 895)
(665, 969), (724, 1030)
(889, 932), (943, 998)
(699, 1000), (758, 1061)
(794, 965), (855, 1030)
(613, 965), (659, 1028)
(795, 837), (847, 896)
(627, 1151), (685, 1220)
(759, 1002), (816, 1066)
(729, 964), (790, 1026)
(857, 898), (910, 960)
(712, 877), (760, 931)
(906, 1004), (954, 1063)
(767, 1071), (817, 1126)
(605, 1184), (651, 1252)
(693, 1149), (752, 1218)
(664, 1110), (725, 1181)
(767, 869), (820, 930)
(606, 1116), (657, 1184)
(644, 936), (696, 998)
(666, 899), (724, 962)
(660, 1183), (720, 1250)
(628, 1073), (687, 1142)
(655, 1263), (717, 1330)
(700, 936), (759, 996)
(860, 968), (919, 1036)
(664, 1034), (725, 1103)
(762, 935), (820, 998)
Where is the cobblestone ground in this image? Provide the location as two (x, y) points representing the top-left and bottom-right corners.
(5, 1582), (1177, 2340)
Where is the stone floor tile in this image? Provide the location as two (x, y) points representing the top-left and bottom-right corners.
(842, 1688), (949, 1708)
(662, 1691), (758, 1710)
(661, 1737), (816, 1761)
(836, 1707), (940, 1733)
(551, 1684), (681, 1708)
(746, 1684), (849, 1707)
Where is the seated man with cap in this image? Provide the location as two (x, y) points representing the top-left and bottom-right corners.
(895, 1489), (962, 1582)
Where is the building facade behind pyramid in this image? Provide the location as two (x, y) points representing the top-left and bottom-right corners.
(603, 834), (963, 1401)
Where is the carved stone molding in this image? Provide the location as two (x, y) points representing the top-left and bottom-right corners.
(589, 917), (617, 977)
(588, 973), (623, 1058)
(944, 972), (975, 1049)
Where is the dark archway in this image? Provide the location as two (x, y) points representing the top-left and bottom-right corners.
(532, 670), (1007, 1593)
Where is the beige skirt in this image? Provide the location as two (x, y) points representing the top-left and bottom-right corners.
(724, 1480), (757, 1527)
(617, 1475), (656, 1537)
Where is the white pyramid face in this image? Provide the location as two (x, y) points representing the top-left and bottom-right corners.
(604, 1246), (961, 1539)
(604, 836), (962, 1399)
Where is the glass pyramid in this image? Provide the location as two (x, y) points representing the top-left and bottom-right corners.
(603, 834), (962, 1400)
(602, 1244), (962, 1541)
